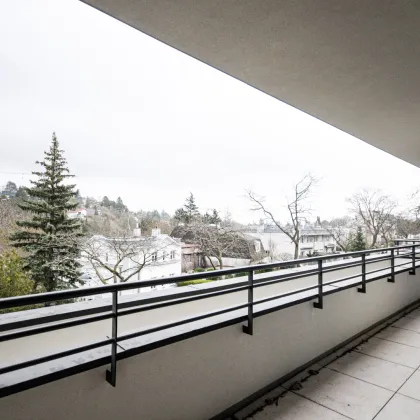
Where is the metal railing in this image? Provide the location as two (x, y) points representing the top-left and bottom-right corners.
(1, 243), (420, 396)
(394, 238), (420, 255)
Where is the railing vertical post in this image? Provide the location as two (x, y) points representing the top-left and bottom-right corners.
(410, 245), (416, 275)
(358, 253), (367, 293)
(388, 248), (395, 283)
(106, 290), (118, 386)
(243, 270), (254, 335)
(313, 259), (323, 309)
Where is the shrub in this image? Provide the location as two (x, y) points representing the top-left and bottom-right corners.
(0, 250), (40, 313)
(177, 279), (214, 287)
(233, 272), (247, 278)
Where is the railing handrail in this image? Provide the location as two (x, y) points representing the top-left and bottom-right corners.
(0, 243), (419, 310)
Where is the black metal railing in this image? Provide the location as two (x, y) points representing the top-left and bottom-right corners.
(1, 242), (420, 396)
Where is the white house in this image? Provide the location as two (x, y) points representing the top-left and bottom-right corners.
(299, 222), (337, 257)
(81, 227), (181, 297)
(67, 208), (87, 220)
(245, 219), (339, 258)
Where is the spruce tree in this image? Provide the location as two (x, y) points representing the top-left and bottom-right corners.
(174, 193), (200, 225)
(185, 193), (199, 221)
(10, 133), (82, 292)
(349, 226), (367, 251)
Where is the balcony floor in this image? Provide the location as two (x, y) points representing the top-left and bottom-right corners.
(237, 307), (420, 420)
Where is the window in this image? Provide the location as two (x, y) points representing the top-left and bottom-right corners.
(152, 252), (157, 262)
(170, 250), (176, 259)
(162, 251), (167, 261)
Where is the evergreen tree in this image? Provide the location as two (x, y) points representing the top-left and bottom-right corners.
(115, 197), (127, 213)
(174, 193), (200, 224)
(101, 196), (111, 208)
(160, 210), (170, 220)
(203, 209), (222, 225)
(185, 193), (199, 220)
(4, 181), (18, 197)
(348, 226), (367, 251)
(10, 133), (82, 292)
(15, 186), (28, 200)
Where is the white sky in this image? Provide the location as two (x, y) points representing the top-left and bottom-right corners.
(1, 0), (420, 223)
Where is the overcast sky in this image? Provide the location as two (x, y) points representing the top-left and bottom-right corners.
(1, 0), (420, 223)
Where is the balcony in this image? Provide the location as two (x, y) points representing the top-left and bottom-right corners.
(1, 242), (420, 419)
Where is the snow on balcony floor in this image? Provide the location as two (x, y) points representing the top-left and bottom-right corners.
(234, 307), (420, 420)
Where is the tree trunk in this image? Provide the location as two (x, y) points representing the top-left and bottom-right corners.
(217, 252), (223, 270)
(206, 254), (216, 270)
(293, 242), (299, 260)
(371, 233), (378, 248)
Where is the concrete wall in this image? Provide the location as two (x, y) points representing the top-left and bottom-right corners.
(1, 259), (420, 420)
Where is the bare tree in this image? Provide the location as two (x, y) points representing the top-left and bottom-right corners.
(189, 224), (251, 270)
(408, 189), (420, 221)
(391, 189), (420, 239)
(81, 234), (178, 285)
(393, 213), (420, 239)
(323, 216), (353, 252)
(174, 222), (255, 270)
(347, 189), (397, 248)
(0, 199), (29, 252)
(247, 174), (318, 259)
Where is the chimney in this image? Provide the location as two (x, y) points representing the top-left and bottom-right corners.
(151, 227), (161, 237)
(133, 222), (141, 237)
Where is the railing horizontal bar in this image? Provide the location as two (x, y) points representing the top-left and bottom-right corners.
(0, 338), (113, 375)
(252, 257), (368, 288)
(364, 256), (391, 265)
(394, 261), (415, 269)
(2, 244), (420, 310)
(252, 269), (320, 289)
(0, 256), (401, 332)
(118, 303), (250, 342)
(0, 312), (113, 343)
(365, 266), (393, 276)
(253, 284), (320, 306)
(118, 285), (249, 317)
(321, 259), (373, 274)
(324, 272), (362, 286)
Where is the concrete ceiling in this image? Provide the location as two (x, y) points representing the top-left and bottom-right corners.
(81, 1), (420, 167)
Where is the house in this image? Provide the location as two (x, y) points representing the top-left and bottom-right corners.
(244, 219), (339, 259)
(299, 218), (337, 257)
(67, 208), (87, 219)
(82, 226), (181, 295)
